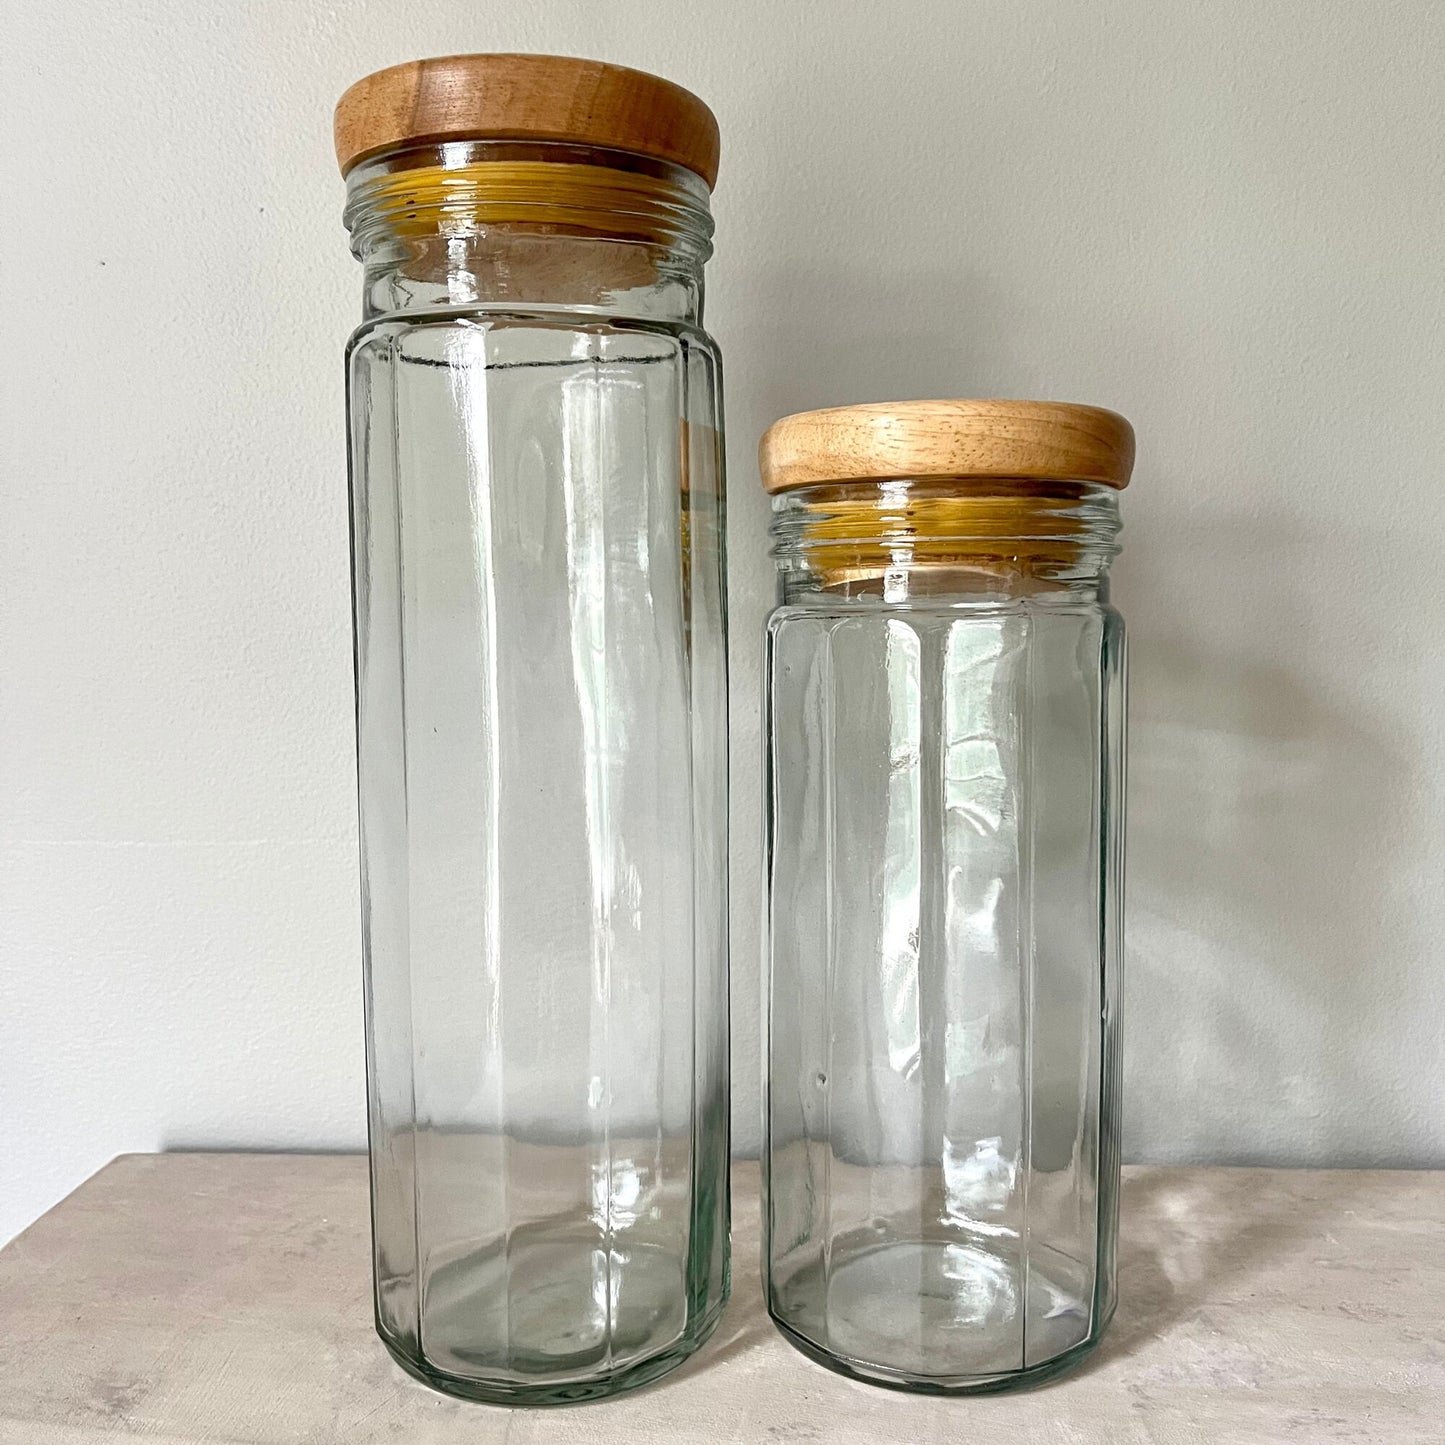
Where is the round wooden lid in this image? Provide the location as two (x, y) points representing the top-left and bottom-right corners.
(334, 53), (720, 186)
(759, 399), (1135, 493)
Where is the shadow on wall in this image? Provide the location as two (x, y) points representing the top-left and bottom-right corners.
(725, 117), (1424, 1163)
(734, 328), (1422, 1169)
(1121, 514), (1419, 1167)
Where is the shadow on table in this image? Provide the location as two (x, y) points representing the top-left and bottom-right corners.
(656, 1164), (1336, 1399)
(1078, 1165), (1328, 1376)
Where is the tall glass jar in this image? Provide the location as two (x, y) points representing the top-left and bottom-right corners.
(335, 55), (729, 1405)
(760, 400), (1130, 1393)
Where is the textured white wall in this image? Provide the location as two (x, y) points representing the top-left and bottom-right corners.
(3, 0), (1443, 1245)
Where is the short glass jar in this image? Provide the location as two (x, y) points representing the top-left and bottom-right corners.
(760, 400), (1131, 1392)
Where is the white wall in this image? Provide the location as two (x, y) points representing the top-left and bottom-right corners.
(3, 0), (1443, 1245)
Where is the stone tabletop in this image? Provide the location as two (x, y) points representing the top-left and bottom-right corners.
(0, 1155), (1441, 1443)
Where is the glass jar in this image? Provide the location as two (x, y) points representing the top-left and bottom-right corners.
(335, 55), (729, 1405)
(760, 400), (1131, 1393)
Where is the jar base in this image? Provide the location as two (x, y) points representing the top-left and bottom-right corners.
(768, 1305), (1112, 1396)
(378, 1290), (729, 1407)
(767, 1231), (1115, 1395)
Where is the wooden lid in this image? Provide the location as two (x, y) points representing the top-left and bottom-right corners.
(759, 399), (1135, 493)
(334, 53), (720, 186)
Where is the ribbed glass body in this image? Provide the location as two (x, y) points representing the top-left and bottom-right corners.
(344, 140), (729, 1404)
(762, 480), (1125, 1392)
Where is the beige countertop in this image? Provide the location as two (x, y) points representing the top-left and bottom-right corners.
(0, 1154), (1441, 1443)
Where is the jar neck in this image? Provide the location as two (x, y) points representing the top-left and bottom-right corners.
(343, 140), (713, 325)
(770, 480), (1123, 606)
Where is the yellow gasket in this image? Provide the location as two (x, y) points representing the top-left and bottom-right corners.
(787, 490), (1108, 585)
(357, 161), (699, 241)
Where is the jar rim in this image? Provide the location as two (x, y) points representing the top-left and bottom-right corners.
(768, 479), (1123, 594)
(342, 143), (714, 261)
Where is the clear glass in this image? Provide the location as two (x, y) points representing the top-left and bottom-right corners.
(344, 141), (729, 1405)
(762, 480), (1125, 1393)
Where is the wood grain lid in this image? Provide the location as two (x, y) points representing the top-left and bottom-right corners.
(759, 399), (1135, 493)
(334, 53), (720, 186)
